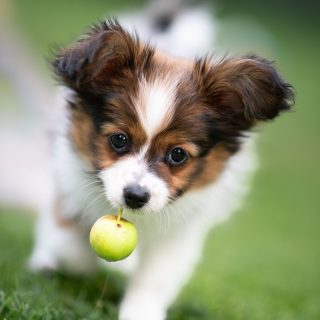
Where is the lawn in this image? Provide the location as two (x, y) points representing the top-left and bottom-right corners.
(1, 0), (320, 319)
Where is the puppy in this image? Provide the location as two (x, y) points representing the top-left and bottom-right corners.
(20, 5), (293, 320)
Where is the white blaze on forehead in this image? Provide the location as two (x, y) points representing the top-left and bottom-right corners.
(135, 76), (180, 139)
(98, 75), (182, 212)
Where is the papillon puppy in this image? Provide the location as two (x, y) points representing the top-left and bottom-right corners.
(2, 2), (294, 320)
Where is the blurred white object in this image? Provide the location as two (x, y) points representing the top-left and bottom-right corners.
(120, 0), (216, 58)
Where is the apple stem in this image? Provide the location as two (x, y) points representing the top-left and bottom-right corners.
(117, 207), (123, 223)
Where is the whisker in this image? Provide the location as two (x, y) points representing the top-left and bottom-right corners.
(81, 191), (107, 218)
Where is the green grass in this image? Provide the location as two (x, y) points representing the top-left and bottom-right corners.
(1, 0), (320, 319)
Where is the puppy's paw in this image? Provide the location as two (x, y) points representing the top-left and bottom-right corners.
(119, 294), (166, 320)
(28, 249), (58, 273)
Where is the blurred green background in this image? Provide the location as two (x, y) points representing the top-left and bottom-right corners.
(0, 0), (319, 319)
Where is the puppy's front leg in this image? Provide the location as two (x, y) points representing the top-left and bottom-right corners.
(29, 194), (98, 274)
(119, 222), (206, 320)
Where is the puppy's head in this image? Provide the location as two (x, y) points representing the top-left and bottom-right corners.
(54, 20), (294, 213)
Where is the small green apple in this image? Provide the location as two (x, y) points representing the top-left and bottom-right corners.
(89, 214), (137, 262)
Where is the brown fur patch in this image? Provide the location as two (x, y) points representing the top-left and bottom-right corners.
(194, 56), (294, 125)
(146, 128), (232, 197)
(145, 112), (231, 197)
(69, 95), (148, 171)
(189, 145), (232, 190)
(69, 103), (118, 170)
(69, 106), (97, 168)
(54, 19), (155, 94)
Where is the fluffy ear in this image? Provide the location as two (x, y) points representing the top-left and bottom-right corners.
(53, 19), (153, 92)
(195, 55), (295, 130)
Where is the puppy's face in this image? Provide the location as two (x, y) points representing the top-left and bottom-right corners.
(55, 21), (294, 212)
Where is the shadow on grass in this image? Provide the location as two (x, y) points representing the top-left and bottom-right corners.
(0, 264), (127, 319)
(168, 302), (211, 320)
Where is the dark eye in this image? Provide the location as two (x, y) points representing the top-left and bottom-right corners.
(109, 133), (130, 154)
(166, 147), (189, 166)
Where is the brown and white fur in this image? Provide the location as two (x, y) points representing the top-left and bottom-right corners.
(1, 2), (294, 320)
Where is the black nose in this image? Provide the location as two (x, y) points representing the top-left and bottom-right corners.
(123, 184), (150, 209)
